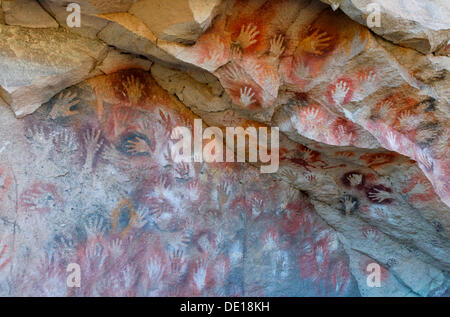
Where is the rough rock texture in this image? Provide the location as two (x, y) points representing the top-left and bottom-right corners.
(0, 25), (108, 117)
(320, 0), (450, 54)
(129, 0), (222, 44)
(0, 1), (4, 25)
(2, 0), (58, 28)
(39, 0), (112, 39)
(0, 0), (449, 297)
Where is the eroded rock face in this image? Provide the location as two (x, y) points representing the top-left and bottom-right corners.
(0, 69), (448, 297)
(2, 0), (58, 28)
(0, 0), (449, 297)
(320, 0), (450, 54)
(0, 25), (108, 117)
(129, 0), (222, 44)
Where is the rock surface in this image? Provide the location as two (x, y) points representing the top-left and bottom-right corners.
(0, 0), (448, 297)
(0, 25), (108, 117)
(320, 0), (450, 54)
(2, 0), (58, 28)
(129, 0), (222, 44)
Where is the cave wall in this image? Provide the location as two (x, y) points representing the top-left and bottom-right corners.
(0, 0), (449, 297)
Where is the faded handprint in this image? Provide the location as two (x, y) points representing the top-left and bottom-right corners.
(340, 195), (357, 215)
(158, 110), (174, 137)
(347, 173), (362, 186)
(102, 144), (130, 168)
(377, 100), (393, 118)
(49, 91), (80, 120)
(109, 238), (123, 258)
(83, 128), (103, 171)
(280, 167), (298, 184)
(25, 126), (54, 155)
(293, 58), (311, 80)
(136, 118), (155, 142)
(303, 171), (317, 183)
(130, 206), (149, 229)
(222, 63), (245, 82)
(385, 131), (397, 149)
(123, 75), (144, 104)
(332, 81), (350, 105)
(353, 70), (376, 100)
(239, 87), (256, 107)
(371, 206), (387, 218)
(193, 258), (208, 291)
(245, 59), (262, 75)
(174, 162), (191, 181)
(398, 110), (420, 131)
(409, 180), (430, 195)
(234, 24), (259, 49)
(170, 249), (185, 274)
(269, 34), (285, 58)
(261, 68), (277, 90)
(346, 31), (368, 60)
(359, 71), (376, 92)
(121, 264), (137, 290)
(85, 242), (107, 271)
(185, 179), (200, 201)
(300, 28), (332, 55)
(230, 44), (243, 61)
(362, 227), (379, 242)
(337, 125), (353, 145)
(112, 110), (131, 137)
(202, 43), (224, 71)
(146, 256), (165, 286)
(368, 187), (394, 203)
(171, 230), (192, 250)
(124, 136), (152, 155)
(57, 234), (76, 252)
(84, 216), (106, 240)
(250, 196), (264, 218)
(301, 148), (314, 162)
(303, 106), (320, 123)
(416, 150), (433, 170)
(22, 186), (57, 212)
(416, 128), (438, 143)
(55, 129), (78, 154)
(217, 181), (231, 209)
(263, 232), (277, 251)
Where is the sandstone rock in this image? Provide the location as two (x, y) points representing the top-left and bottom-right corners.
(97, 13), (183, 65)
(2, 0), (58, 28)
(129, 0), (222, 44)
(97, 49), (152, 74)
(320, 0), (450, 54)
(39, 0), (110, 39)
(0, 0), (5, 24)
(0, 25), (108, 117)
